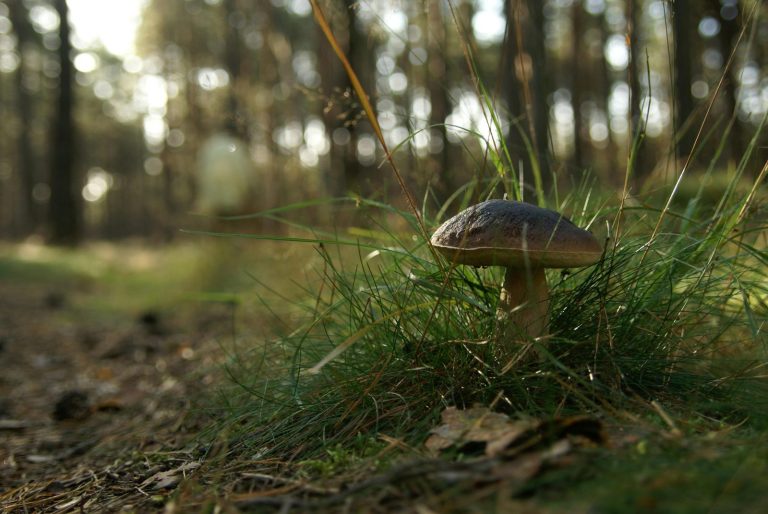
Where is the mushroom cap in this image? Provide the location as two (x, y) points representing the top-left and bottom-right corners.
(431, 199), (603, 268)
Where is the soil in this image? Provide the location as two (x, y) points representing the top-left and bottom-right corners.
(0, 279), (229, 512)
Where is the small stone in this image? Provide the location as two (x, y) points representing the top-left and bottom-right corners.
(44, 291), (66, 309)
(138, 310), (165, 336)
(53, 390), (91, 421)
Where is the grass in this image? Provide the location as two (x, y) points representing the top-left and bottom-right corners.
(5, 192), (764, 511)
(540, 427), (768, 514)
(204, 156), (767, 508)
(181, 3), (768, 511)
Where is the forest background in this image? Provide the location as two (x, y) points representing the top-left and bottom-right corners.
(0, 0), (764, 241)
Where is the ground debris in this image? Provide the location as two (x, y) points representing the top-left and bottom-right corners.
(0, 278), (217, 513)
(426, 406), (604, 457)
(425, 406), (538, 456)
(27, 439), (96, 463)
(140, 461), (202, 490)
(231, 408), (606, 512)
(0, 419), (32, 431)
(52, 390), (91, 421)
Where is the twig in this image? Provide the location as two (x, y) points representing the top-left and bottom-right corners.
(234, 457), (492, 509)
(240, 472), (340, 495)
(650, 400), (682, 437)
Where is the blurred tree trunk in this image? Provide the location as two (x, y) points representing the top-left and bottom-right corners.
(344, 2), (370, 195)
(502, 0), (525, 193)
(506, 1), (551, 195)
(223, 0), (247, 138)
(400, 6), (416, 195)
(156, 4), (185, 239)
(525, 0), (551, 190)
(627, 0), (642, 130)
(597, 5), (619, 182)
(672, 0), (695, 160)
(312, 2), (372, 196)
(159, 144), (176, 240)
(9, 1), (37, 236)
(457, 0), (484, 193)
(428, 0), (452, 201)
(570, 0), (585, 174)
(318, 2), (350, 198)
(714, 0), (744, 163)
(257, 1), (284, 229)
(626, 0), (649, 185)
(48, 0), (80, 245)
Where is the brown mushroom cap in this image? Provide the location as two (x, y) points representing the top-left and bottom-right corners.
(431, 200), (602, 268)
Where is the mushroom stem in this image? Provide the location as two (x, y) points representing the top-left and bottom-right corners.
(496, 266), (549, 346)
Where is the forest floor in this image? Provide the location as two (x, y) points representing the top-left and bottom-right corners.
(0, 242), (241, 512)
(1, 242), (767, 513)
(0, 240), (325, 512)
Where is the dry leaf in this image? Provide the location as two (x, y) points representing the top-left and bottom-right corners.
(426, 407), (604, 457)
(425, 407), (537, 456)
(140, 461), (201, 490)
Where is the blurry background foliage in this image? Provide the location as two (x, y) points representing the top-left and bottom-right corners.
(0, 0), (766, 242)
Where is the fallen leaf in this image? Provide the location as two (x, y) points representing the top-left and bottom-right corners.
(426, 407), (604, 457)
(140, 461), (201, 490)
(425, 406), (537, 456)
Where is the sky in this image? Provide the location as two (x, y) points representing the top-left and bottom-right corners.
(68, 0), (148, 56)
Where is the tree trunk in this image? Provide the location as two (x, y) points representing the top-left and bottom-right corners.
(9, 1), (38, 236)
(714, 0), (744, 164)
(48, 0), (80, 245)
(525, 0), (551, 190)
(672, 0), (695, 160)
(502, 0), (525, 196)
(318, 1), (350, 198)
(428, 0), (452, 201)
(223, 0), (246, 139)
(507, 1), (551, 197)
(570, 0), (585, 174)
(257, 0), (285, 229)
(597, 7), (619, 183)
(344, 2), (369, 195)
(625, 0), (649, 185)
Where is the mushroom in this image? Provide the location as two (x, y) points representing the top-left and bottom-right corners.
(430, 199), (602, 351)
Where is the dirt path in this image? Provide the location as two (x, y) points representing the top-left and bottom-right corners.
(0, 279), (224, 512)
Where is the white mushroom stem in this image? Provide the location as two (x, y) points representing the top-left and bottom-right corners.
(497, 266), (550, 344)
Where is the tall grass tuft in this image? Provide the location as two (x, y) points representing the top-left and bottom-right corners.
(211, 156), (768, 464)
(206, 0), (768, 469)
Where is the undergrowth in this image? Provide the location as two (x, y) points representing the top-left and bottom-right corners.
(209, 165), (768, 466)
(205, 0), (768, 483)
